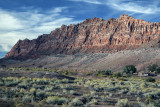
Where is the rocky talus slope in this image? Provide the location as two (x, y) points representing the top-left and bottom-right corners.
(1, 48), (160, 72)
(5, 14), (160, 60)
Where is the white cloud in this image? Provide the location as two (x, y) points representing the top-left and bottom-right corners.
(69, 0), (160, 14)
(0, 7), (80, 52)
(107, 0), (160, 14)
(0, 10), (24, 30)
(48, 7), (68, 13)
(33, 17), (76, 32)
(69, 0), (102, 4)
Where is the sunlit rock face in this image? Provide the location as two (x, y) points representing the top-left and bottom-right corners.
(5, 14), (160, 59)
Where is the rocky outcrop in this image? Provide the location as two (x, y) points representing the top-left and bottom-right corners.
(5, 14), (160, 60)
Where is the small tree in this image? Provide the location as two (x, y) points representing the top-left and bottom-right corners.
(156, 67), (160, 74)
(147, 64), (158, 72)
(123, 65), (136, 75)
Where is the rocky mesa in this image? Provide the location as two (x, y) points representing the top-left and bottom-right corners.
(5, 14), (160, 60)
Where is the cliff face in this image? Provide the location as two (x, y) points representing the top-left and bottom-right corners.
(5, 14), (160, 59)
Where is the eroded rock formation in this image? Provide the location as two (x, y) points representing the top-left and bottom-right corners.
(5, 14), (160, 59)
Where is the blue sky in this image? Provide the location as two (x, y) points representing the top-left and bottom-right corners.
(0, 0), (160, 58)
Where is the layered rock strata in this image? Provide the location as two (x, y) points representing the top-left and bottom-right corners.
(5, 14), (160, 59)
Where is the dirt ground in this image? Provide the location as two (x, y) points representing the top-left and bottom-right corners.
(0, 69), (75, 80)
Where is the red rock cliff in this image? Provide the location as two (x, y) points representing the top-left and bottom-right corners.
(5, 14), (160, 59)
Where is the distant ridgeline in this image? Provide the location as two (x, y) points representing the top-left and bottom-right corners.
(5, 14), (160, 60)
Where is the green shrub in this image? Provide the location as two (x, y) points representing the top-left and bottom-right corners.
(146, 95), (155, 103)
(118, 77), (127, 81)
(84, 72), (93, 76)
(91, 99), (98, 105)
(22, 95), (32, 103)
(147, 64), (158, 72)
(155, 67), (160, 74)
(46, 96), (68, 105)
(82, 94), (92, 103)
(0, 81), (4, 86)
(117, 99), (130, 107)
(36, 91), (45, 100)
(70, 90), (78, 95)
(112, 72), (122, 78)
(71, 98), (83, 106)
(147, 64), (160, 74)
(90, 91), (96, 96)
(18, 82), (29, 89)
(5, 90), (15, 98)
(95, 70), (112, 77)
(61, 79), (70, 84)
(59, 70), (69, 75)
(101, 96), (108, 102)
(33, 85), (45, 90)
(10, 87), (19, 92)
(123, 65), (136, 75)
(44, 86), (53, 92)
(5, 81), (19, 87)
(35, 79), (49, 85)
(69, 70), (78, 75)
(145, 78), (155, 82)
(58, 70), (78, 75)
(30, 88), (36, 93)
(63, 85), (75, 90)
